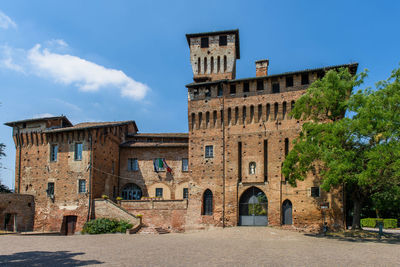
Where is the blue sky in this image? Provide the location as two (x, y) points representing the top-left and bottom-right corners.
(0, 0), (399, 189)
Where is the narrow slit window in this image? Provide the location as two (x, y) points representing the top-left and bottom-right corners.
(198, 112), (202, 128)
(285, 138), (289, 157)
(274, 103), (278, 120)
(238, 142), (242, 182)
(266, 104), (270, 120)
(228, 108), (232, 125)
(235, 107), (239, 125)
(191, 113), (195, 130)
(282, 102), (287, 120)
(250, 105), (254, 123)
(197, 57), (201, 74)
(217, 56), (220, 73)
(223, 55), (227, 72)
(204, 57), (207, 73)
(210, 56), (214, 73)
(206, 112), (210, 128)
(242, 106), (246, 124)
(213, 110), (217, 127)
(258, 104), (262, 122)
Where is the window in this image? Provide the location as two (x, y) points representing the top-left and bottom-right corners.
(219, 35), (227, 46)
(257, 104), (262, 122)
(311, 187), (320, 197)
(74, 143), (83, 161)
(228, 108), (232, 125)
(235, 107), (239, 125)
(153, 158), (165, 172)
(266, 104), (270, 120)
(250, 105), (254, 122)
(78, 179), (86, 193)
(122, 183), (142, 200)
(193, 88), (199, 97)
(223, 55), (227, 72)
(205, 145), (214, 158)
(213, 110), (217, 127)
(257, 80), (264, 91)
(217, 84), (223, 96)
(272, 83), (280, 93)
(198, 112), (202, 128)
(286, 76), (293, 87)
(242, 106), (246, 124)
(128, 158), (139, 171)
(210, 56), (214, 73)
(206, 112), (210, 127)
(155, 188), (163, 198)
(220, 110), (224, 125)
(301, 73), (309, 85)
(285, 138), (289, 157)
(201, 37), (209, 48)
(183, 188), (189, 199)
(50, 144), (58, 162)
(249, 162), (256, 174)
(197, 58), (201, 74)
(230, 84), (236, 95)
(47, 182), (54, 197)
(205, 87), (211, 97)
(282, 102), (287, 120)
(204, 57), (207, 73)
(274, 103), (279, 120)
(203, 189), (213, 215)
(243, 82), (249, 93)
(217, 56), (221, 73)
(182, 158), (189, 172)
(191, 113), (195, 130)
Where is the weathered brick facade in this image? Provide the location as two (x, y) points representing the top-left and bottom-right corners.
(0, 193), (34, 232)
(5, 29), (357, 233)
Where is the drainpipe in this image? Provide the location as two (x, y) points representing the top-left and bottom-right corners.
(222, 83), (226, 228)
(86, 133), (93, 222)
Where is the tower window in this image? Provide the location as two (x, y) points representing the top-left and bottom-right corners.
(235, 107), (239, 125)
(311, 187), (320, 197)
(242, 106), (246, 124)
(286, 76), (293, 87)
(257, 80), (264, 91)
(274, 103), (279, 120)
(213, 111), (217, 127)
(50, 144), (58, 162)
(219, 35), (227, 46)
(266, 104), (270, 120)
(230, 84), (236, 95)
(182, 158), (189, 172)
(78, 179), (86, 193)
(272, 83), (280, 93)
(74, 143), (83, 161)
(205, 145), (214, 158)
(183, 188), (189, 199)
(223, 55), (227, 72)
(204, 57), (207, 73)
(243, 82), (249, 93)
(285, 138), (289, 157)
(217, 56), (221, 73)
(197, 57), (201, 74)
(128, 158), (139, 171)
(201, 37), (209, 48)
(249, 162), (256, 175)
(217, 84), (223, 97)
(206, 111), (210, 127)
(301, 73), (309, 85)
(282, 102), (287, 120)
(205, 87), (211, 97)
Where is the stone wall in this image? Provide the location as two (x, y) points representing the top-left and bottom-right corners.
(0, 193), (34, 232)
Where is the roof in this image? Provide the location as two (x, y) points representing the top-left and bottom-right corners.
(121, 141), (188, 148)
(132, 133), (188, 138)
(186, 63), (359, 87)
(4, 116), (72, 127)
(186, 29), (240, 59)
(45, 120), (138, 133)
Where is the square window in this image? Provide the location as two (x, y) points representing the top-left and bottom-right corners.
(219, 35), (227, 46)
(201, 37), (209, 48)
(50, 144), (58, 162)
(182, 158), (189, 172)
(183, 188), (189, 199)
(47, 182), (54, 197)
(74, 143), (83, 161)
(78, 179), (86, 193)
(217, 85), (223, 97)
(153, 158), (165, 172)
(301, 73), (309, 85)
(257, 80), (264, 91)
(243, 82), (249, 93)
(272, 83), (280, 93)
(311, 187), (320, 197)
(286, 76), (293, 87)
(155, 188), (163, 197)
(128, 158), (138, 171)
(205, 145), (214, 158)
(230, 84), (236, 95)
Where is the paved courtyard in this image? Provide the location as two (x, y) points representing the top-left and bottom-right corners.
(0, 227), (399, 266)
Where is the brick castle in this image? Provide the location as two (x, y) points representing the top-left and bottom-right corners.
(4, 29), (358, 233)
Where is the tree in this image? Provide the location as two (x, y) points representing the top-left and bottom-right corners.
(282, 67), (400, 229)
(0, 141), (11, 193)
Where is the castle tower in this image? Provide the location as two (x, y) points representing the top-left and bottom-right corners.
(186, 29), (240, 82)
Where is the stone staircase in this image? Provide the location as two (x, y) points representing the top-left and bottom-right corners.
(93, 199), (142, 234)
(138, 226), (170, 235)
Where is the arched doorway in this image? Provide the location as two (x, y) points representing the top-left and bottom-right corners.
(282, 199), (293, 225)
(239, 187), (268, 226)
(121, 183), (142, 200)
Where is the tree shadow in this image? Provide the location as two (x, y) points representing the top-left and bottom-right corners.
(303, 232), (400, 244)
(0, 251), (103, 266)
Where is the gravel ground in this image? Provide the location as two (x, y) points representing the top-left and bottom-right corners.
(0, 227), (399, 266)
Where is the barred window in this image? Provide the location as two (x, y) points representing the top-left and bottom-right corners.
(183, 188), (189, 199)
(78, 179), (86, 193)
(156, 188), (163, 197)
(182, 158), (189, 172)
(128, 158), (139, 171)
(74, 143), (83, 161)
(50, 144), (58, 162)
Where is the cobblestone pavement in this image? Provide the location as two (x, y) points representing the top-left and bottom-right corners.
(0, 227), (399, 266)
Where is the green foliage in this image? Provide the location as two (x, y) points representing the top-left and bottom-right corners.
(360, 218), (397, 229)
(282, 67), (400, 228)
(81, 218), (133, 234)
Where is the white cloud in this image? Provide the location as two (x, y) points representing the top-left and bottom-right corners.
(0, 42), (149, 100)
(52, 98), (82, 112)
(33, 113), (55, 119)
(0, 10), (17, 29)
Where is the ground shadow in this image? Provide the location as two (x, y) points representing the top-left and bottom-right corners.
(304, 232), (400, 244)
(0, 251), (103, 266)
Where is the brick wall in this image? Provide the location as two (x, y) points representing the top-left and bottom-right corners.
(0, 193), (34, 232)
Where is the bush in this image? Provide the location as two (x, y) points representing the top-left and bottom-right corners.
(360, 218), (397, 229)
(82, 218), (133, 234)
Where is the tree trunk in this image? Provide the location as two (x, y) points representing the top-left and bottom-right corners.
(351, 197), (362, 230)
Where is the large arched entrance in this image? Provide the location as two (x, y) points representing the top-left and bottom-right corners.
(121, 183), (142, 200)
(239, 187), (268, 226)
(282, 199), (293, 225)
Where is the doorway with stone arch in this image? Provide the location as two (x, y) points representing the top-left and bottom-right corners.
(282, 199), (293, 225)
(239, 187), (268, 226)
(121, 183), (143, 200)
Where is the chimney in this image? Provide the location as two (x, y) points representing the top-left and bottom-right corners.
(255, 59), (269, 77)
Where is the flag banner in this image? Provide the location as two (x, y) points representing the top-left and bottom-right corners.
(163, 159), (172, 173)
(153, 159), (158, 173)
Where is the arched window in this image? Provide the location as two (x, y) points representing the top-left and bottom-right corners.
(228, 108), (232, 125)
(223, 55), (227, 72)
(213, 110), (217, 127)
(204, 57), (207, 73)
(266, 104), (270, 121)
(210, 56), (214, 73)
(274, 103), (279, 120)
(191, 113), (195, 130)
(282, 102), (287, 120)
(217, 56), (221, 73)
(290, 100), (295, 119)
(250, 105), (254, 123)
(258, 104), (262, 122)
(242, 106), (247, 124)
(122, 183), (142, 200)
(206, 111), (210, 128)
(198, 112), (202, 129)
(197, 57), (201, 74)
(249, 162), (256, 174)
(220, 110), (224, 126)
(285, 138), (289, 157)
(203, 189), (213, 215)
(235, 107), (239, 125)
